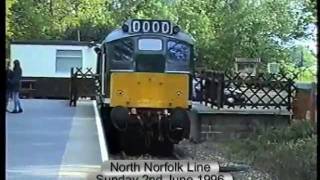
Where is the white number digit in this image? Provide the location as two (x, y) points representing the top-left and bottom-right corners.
(132, 21), (141, 32)
(161, 22), (170, 34)
(152, 21), (160, 33)
(142, 21), (150, 32)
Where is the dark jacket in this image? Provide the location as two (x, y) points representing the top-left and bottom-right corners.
(6, 69), (14, 92)
(11, 68), (22, 92)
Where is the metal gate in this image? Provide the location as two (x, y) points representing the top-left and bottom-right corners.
(69, 67), (99, 106)
(198, 71), (225, 109)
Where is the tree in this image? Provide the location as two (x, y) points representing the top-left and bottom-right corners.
(6, 0), (316, 71)
(6, 0), (17, 56)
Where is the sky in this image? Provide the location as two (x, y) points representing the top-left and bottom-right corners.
(296, 24), (317, 55)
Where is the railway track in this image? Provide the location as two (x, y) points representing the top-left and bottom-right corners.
(109, 146), (190, 160)
(108, 144), (249, 174)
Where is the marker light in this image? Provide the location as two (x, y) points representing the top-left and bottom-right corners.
(94, 47), (101, 53)
(173, 26), (180, 34)
(122, 24), (129, 32)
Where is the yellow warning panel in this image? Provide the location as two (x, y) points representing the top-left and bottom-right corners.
(110, 72), (189, 108)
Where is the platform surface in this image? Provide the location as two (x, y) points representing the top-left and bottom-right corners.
(102, 97), (290, 115)
(6, 99), (103, 180)
(191, 101), (291, 115)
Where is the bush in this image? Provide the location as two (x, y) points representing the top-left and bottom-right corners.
(223, 120), (317, 180)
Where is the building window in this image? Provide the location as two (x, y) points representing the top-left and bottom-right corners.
(56, 50), (82, 73)
(238, 63), (255, 74)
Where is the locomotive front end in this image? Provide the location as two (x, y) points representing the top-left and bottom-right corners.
(97, 19), (194, 155)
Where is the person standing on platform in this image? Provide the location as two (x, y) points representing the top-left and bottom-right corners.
(11, 59), (23, 113)
(192, 71), (201, 101)
(6, 59), (14, 112)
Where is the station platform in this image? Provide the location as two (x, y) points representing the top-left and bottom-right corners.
(191, 101), (291, 141)
(6, 99), (106, 180)
(192, 101), (290, 115)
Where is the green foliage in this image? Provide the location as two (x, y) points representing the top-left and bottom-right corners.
(224, 120), (317, 180)
(297, 68), (317, 82)
(280, 45), (317, 82)
(6, 0), (317, 70)
(6, 0), (16, 38)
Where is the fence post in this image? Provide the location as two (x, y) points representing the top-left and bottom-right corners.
(69, 67), (74, 106)
(219, 72), (225, 108)
(287, 78), (293, 111)
(74, 69), (78, 106)
(311, 82), (316, 122)
(199, 71), (205, 104)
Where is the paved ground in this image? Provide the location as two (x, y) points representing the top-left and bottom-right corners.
(192, 101), (290, 115)
(6, 99), (102, 180)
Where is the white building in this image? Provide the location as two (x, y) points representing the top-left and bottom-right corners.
(10, 40), (97, 78)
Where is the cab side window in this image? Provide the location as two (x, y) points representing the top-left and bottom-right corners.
(112, 38), (134, 62)
(166, 40), (191, 71)
(168, 41), (190, 63)
(108, 38), (134, 70)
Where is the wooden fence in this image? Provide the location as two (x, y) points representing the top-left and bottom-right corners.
(196, 71), (297, 110)
(69, 67), (99, 106)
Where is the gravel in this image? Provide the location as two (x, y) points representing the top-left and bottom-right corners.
(176, 140), (274, 180)
(107, 139), (275, 180)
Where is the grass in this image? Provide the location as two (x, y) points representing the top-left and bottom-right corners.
(221, 120), (317, 180)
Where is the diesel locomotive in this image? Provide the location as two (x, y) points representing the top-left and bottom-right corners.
(95, 19), (195, 155)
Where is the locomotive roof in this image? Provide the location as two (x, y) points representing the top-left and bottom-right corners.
(103, 29), (194, 45)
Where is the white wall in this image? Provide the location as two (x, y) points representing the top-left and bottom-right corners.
(10, 44), (97, 78)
